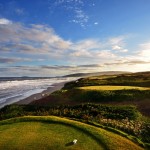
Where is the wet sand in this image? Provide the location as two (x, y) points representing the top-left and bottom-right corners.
(16, 82), (66, 105)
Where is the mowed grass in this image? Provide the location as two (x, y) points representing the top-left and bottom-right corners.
(0, 122), (101, 150)
(0, 116), (144, 150)
(77, 85), (150, 91)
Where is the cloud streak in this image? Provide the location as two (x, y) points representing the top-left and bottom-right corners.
(0, 57), (31, 64)
(0, 19), (148, 64)
(52, 0), (90, 28)
(71, 9), (89, 28)
(137, 42), (150, 60)
(0, 18), (12, 25)
(0, 18), (150, 76)
(1, 60), (150, 77)
(0, 21), (71, 57)
(0, 19), (122, 63)
(0, 57), (21, 63)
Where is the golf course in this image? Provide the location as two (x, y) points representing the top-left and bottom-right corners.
(0, 72), (149, 149)
(0, 116), (144, 150)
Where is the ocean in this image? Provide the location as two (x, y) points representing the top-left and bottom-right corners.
(0, 77), (78, 108)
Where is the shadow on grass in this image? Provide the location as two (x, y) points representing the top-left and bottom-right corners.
(0, 117), (109, 150)
(65, 141), (74, 147)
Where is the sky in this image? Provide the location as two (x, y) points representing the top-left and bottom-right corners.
(0, 0), (150, 77)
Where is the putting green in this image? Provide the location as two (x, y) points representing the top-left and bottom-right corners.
(78, 85), (150, 91)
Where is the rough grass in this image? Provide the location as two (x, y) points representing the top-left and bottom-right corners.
(77, 85), (150, 91)
(63, 72), (150, 89)
(0, 116), (144, 150)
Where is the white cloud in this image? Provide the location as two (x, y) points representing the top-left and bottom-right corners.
(135, 42), (150, 61)
(0, 18), (12, 25)
(0, 20), (128, 64)
(95, 50), (116, 59)
(70, 49), (91, 57)
(109, 36), (125, 45)
(72, 9), (89, 27)
(69, 39), (117, 60)
(15, 8), (24, 15)
(109, 36), (129, 53)
(112, 45), (128, 53)
(109, 36), (126, 49)
(53, 0), (89, 28)
(0, 18), (149, 73)
(121, 49), (128, 53)
(54, 0), (84, 7)
(139, 49), (150, 58)
(112, 45), (122, 50)
(72, 39), (101, 51)
(94, 22), (98, 25)
(0, 21), (71, 56)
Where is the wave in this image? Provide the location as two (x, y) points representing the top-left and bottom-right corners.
(0, 77), (79, 108)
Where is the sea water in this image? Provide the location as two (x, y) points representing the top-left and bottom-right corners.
(0, 77), (78, 108)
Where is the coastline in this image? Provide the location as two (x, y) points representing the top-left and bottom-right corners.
(16, 81), (67, 105)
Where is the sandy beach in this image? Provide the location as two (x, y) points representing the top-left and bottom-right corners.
(16, 81), (67, 105)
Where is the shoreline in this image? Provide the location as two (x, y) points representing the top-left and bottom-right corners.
(15, 81), (67, 105)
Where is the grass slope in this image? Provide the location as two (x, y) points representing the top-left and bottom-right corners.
(0, 116), (144, 150)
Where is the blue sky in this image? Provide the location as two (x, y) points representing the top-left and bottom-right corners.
(0, 0), (150, 77)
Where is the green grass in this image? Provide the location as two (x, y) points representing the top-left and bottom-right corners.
(0, 116), (144, 150)
(77, 85), (150, 91)
(63, 72), (150, 89)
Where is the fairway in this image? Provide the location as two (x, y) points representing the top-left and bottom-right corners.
(0, 116), (144, 150)
(78, 85), (150, 91)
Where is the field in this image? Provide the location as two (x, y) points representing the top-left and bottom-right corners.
(0, 116), (144, 150)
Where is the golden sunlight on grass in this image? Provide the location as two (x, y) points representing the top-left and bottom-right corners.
(0, 116), (144, 150)
(77, 85), (150, 91)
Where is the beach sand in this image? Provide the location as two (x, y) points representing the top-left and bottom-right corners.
(16, 82), (66, 105)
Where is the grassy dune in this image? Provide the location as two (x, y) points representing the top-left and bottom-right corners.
(77, 85), (150, 91)
(63, 72), (150, 89)
(0, 116), (144, 150)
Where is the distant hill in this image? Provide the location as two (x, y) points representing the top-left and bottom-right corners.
(63, 71), (130, 77)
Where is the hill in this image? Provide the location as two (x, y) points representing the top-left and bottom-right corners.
(63, 71), (130, 77)
(31, 72), (150, 116)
